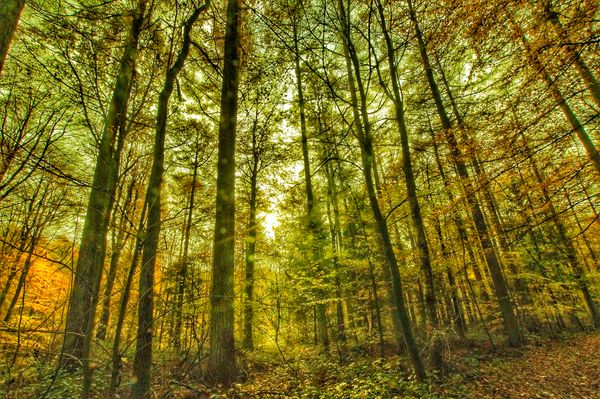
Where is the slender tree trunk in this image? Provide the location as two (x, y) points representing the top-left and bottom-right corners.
(434, 52), (526, 301)
(0, 0), (25, 76)
(97, 179), (136, 341)
(538, 0), (600, 109)
(512, 21), (600, 176)
(174, 153), (199, 349)
(208, 0), (238, 386)
(339, 0), (425, 380)
(3, 239), (35, 322)
(108, 202), (145, 399)
(408, 0), (523, 347)
(374, 0), (443, 368)
(130, 6), (205, 397)
(324, 163), (347, 348)
(523, 136), (600, 327)
(63, 1), (147, 369)
(243, 151), (258, 350)
(0, 236), (28, 313)
(292, 19), (329, 352)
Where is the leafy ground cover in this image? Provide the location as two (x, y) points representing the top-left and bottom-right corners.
(3, 332), (599, 398)
(447, 332), (600, 399)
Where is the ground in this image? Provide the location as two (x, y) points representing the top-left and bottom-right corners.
(453, 332), (600, 399)
(231, 332), (600, 399)
(2, 332), (599, 398)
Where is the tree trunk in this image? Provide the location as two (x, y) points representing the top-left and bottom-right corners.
(324, 162), (347, 348)
(208, 0), (239, 386)
(522, 136), (600, 327)
(130, 5), (205, 397)
(63, 0), (146, 369)
(108, 202), (146, 398)
(174, 152), (199, 349)
(0, 0), (25, 76)
(96, 179), (137, 341)
(374, 0), (443, 369)
(292, 19), (329, 352)
(339, 0), (425, 380)
(243, 149), (258, 350)
(408, 0), (523, 348)
(538, 0), (600, 109)
(3, 239), (34, 322)
(513, 20), (600, 176)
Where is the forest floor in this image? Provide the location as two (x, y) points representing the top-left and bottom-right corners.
(227, 332), (600, 399)
(447, 331), (600, 399)
(2, 332), (600, 398)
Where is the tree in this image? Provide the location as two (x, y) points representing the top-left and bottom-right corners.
(373, 0), (444, 368)
(130, 3), (207, 397)
(207, 0), (240, 386)
(407, 0), (524, 348)
(0, 0), (25, 76)
(337, 0), (426, 380)
(62, 0), (148, 370)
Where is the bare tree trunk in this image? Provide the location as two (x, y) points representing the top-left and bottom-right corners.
(512, 20), (600, 176)
(96, 179), (137, 341)
(0, 0), (25, 76)
(174, 152), (199, 349)
(538, 0), (600, 109)
(374, 0), (443, 368)
(208, 0), (238, 386)
(108, 201), (146, 398)
(63, 0), (147, 370)
(130, 5), (206, 397)
(408, 0), (523, 347)
(243, 147), (258, 350)
(339, 0), (425, 380)
(291, 20), (329, 352)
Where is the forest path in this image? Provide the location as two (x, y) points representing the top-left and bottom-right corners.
(457, 332), (600, 398)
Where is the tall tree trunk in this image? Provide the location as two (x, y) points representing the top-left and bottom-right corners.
(408, 0), (523, 347)
(374, 0), (443, 369)
(63, 1), (147, 369)
(513, 21), (600, 176)
(108, 201), (146, 398)
(3, 238), (35, 322)
(525, 138), (600, 327)
(174, 152), (199, 349)
(130, 6), (205, 398)
(208, 0), (239, 386)
(0, 0), (25, 76)
(96, 179), (137, 341)
(292, 19), (329, 352)
(324, 162), (347, 348)
(339, 0), (425, 380)
(243, 145), (258, 350)
(434, 54), (527, 302)
(538, 0), (600, 109)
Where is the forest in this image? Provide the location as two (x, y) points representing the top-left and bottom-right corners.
(0, 0), (599, 398)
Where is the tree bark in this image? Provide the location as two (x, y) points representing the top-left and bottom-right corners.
(292, 18), (329, 352)
(513, 20), (600, 176)
(63, 0), (147, 369)
(174, 152), (199, 349)
(208, 0), (239, 386)
(96, 179), (136, 341)
(339, 0), (426, 380)
(374, 0), (443, 369)
(408, 0), (523, 347)
(243, 138), (258, 350)
(538, 0), (600, 110)
(108, 201), (146, 398)
(130, 5), (205, 397)
(0, 0), (25, 76)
